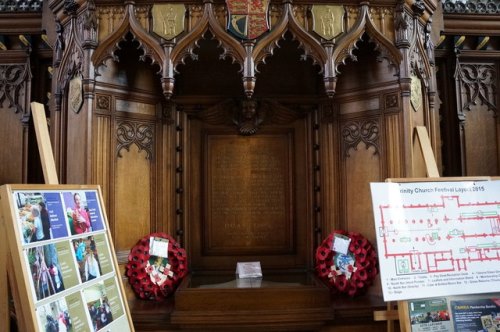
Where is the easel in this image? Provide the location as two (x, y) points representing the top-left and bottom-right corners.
(373, 126), (440, 332)
(373, 126), (495, 331)
(0, 102), (134, 331)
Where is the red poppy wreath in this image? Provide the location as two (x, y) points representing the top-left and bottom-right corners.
(315, 230), (378, 297)
(126, 232), (188, 301)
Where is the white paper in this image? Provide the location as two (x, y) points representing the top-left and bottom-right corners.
(236, 261), (262, 278)
(332, 234), (351, 255)
(149, 237), (169, 258)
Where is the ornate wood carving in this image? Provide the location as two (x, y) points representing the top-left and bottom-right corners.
(188, 99), (304, 135)
(335, 4), (402, 79)
(54, 1), (85, 111)
(408, 10), (432, 88)
(443, 0), (500, 14)
(172, 2), (245, 88)
(385, 93), (399, 109)
(116, 121), (154, 160)
(0, 63), (31, 120)
(92, 2), (165, 77)
(456, 62), (496, 113)
(95, 94), (110, 112)
(0, 0), (43, 12)
(342, 119), (380, 157)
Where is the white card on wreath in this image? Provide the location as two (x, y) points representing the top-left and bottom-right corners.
(149, 236), (169, 258)
(236, 261), (262, 278)
(332, 234), (351, 255)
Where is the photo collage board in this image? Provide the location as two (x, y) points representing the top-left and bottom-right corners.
(7, 186), (133, 332)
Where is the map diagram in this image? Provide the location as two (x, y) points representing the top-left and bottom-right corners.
(371, 181), (500, 301)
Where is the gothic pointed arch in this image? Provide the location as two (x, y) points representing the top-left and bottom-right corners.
(91, 1), (165, 73)
(333, 4), (402, 75)
(253, 3), (327, 71)
(171, 2), (245, 71)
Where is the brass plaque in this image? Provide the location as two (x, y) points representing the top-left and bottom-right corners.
(204, 133), (294, 255)
(311, 5), (344, 40)
(152, 4), (185, 40)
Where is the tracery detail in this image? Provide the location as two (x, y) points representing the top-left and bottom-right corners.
(342, 120), (380, 157)
(0, 64), (30, 119)
(458, 63), (496, 112)
(116, 121), (154, 160)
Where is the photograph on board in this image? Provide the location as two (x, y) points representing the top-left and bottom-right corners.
(36, 297), (73, 332)
(62, 191), (105, 235)
(14, 191), (69, 245)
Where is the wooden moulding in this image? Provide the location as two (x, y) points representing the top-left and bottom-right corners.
(170, 272), (333, 330)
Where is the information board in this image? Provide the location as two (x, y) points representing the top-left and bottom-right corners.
(406, 293), (500, 332)
(370, 180), (500, 302)
(0, 184), (134, 332)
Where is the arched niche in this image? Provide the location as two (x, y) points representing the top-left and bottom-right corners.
(92, 34), (170, 257)
(173, 31), (243, 98)
(326, 35), (401, 250)
(253, 32), (324, 97)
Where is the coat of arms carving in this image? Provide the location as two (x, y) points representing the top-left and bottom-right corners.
(411, 74), (423, 111)
(226, 0), (269, 40)
(311, 5), (345, 40)
(68, 74), (83, 114)
(152, 4), (186, 40)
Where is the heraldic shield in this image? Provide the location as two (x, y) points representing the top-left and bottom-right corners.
(311, 5), (345, 40)
(226, 0), (269, 40)
(152, 4), (186, 40)
(68, 74), (83, 114)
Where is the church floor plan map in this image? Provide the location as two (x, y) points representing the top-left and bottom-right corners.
(370, 181), (500, 301)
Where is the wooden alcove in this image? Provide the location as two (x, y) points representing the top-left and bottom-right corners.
(44, 0), (438, 330)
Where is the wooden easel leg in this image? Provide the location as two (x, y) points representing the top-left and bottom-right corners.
(0, 218), (9, 332)
(7, 252), (28, 332)
(386, 302), (395, 332)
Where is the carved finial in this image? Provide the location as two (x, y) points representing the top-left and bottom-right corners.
(63, 0), (80, 16)
(54, 20), (65, 67)
(412, 0), (425, 17)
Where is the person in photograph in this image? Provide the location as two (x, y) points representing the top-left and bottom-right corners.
(45, 314), (58, 332)
(49, 264), (64, 292)
(57, 312), (68, 332)
(88, 303), (99, 331)
(99, 306), (108, 327)
(72, 193), (91, 234)
(103, 298), (113, 323)
(39, 201), (51, 241)
(84, 245), (101, 281)
(32, 205), (45, 242)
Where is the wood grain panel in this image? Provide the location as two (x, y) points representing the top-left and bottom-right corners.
(203, 132), (294, 255)
(464, 105), (498, 176)
(188, 119), (310, 271)
(384, 113), (403, 178)
(0, 108), (27, 184)
(344, 142), (380, 245)
(114, 144), (151, 252)
(93, 115), (111, 228)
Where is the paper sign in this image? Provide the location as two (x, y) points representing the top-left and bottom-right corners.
(149, 237), (169, 258)
(332, 234), (351, 255)
(236, 261), (262, 278)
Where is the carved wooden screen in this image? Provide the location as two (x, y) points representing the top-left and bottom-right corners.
(185, 110), (311, 271)
(456, 62), (499, 176)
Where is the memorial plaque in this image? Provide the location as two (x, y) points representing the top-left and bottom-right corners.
(204, 133), (294, 255)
